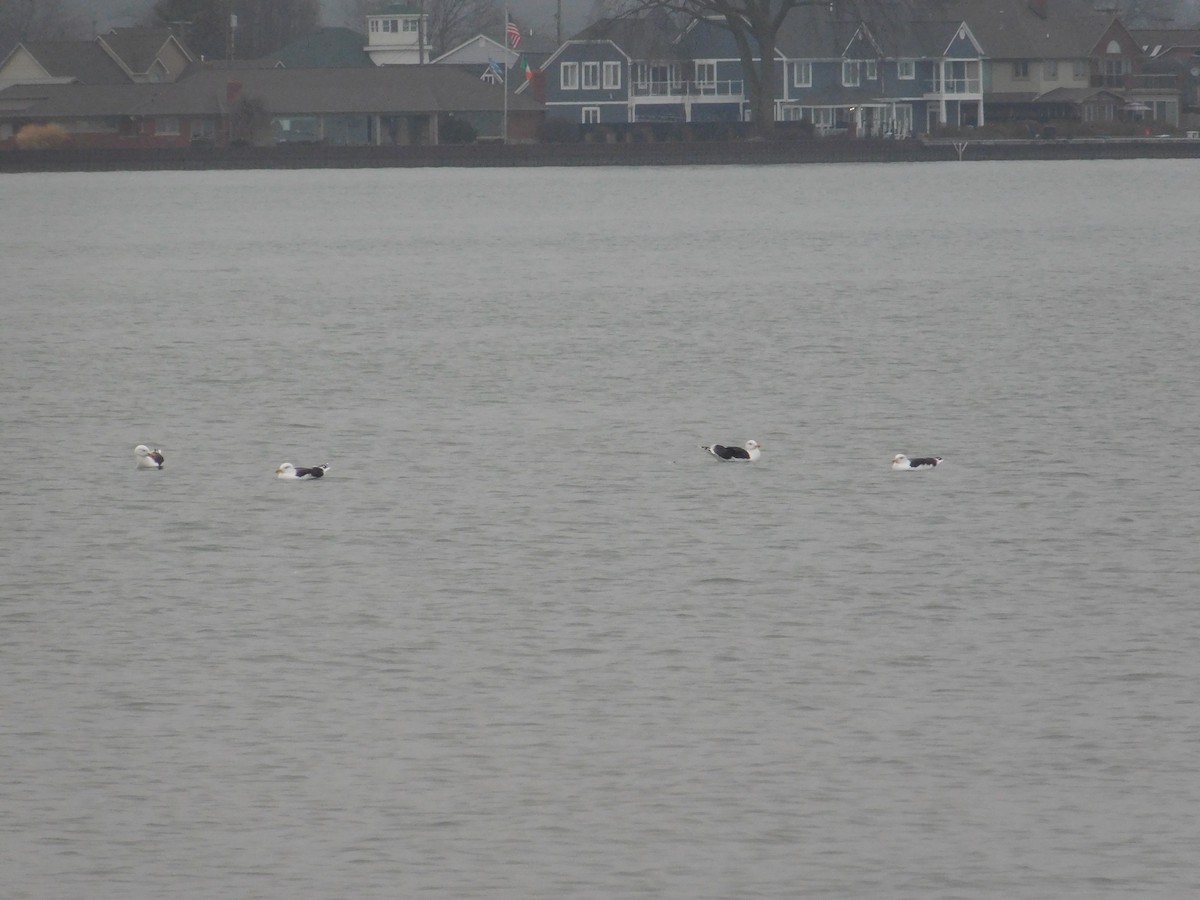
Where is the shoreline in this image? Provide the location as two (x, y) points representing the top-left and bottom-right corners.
(3, 136), (1199, 172)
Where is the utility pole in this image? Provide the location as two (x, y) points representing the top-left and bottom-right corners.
(226, 1), (236, 60)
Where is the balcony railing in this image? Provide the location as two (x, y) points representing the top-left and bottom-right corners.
(631, 80), (744, 98)
(921, 77), (982, 95)
(1091, 73), (1179, 90)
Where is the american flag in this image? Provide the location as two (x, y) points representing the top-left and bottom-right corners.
(506, 21), (521, 49)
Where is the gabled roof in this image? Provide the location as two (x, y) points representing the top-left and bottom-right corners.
(271, 27), (371, 67)
(775, 8), (877, 60)
(99, 28), (192, 75)
(5, 41), (130, 84)
(678, 17), (760, 60)
(1130, 28), (1200, 57)
(573, 11), (684, 60)
(940, 0), (1113, 59)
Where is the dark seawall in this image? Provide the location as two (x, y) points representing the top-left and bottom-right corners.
(2, 137), (1199, 172)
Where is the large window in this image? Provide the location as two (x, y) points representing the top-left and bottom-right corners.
(603, 61), (621, 89)
(155, 117), (179, 135)
(1045, 60), (1058, 79)
(865, 60), (877, 80)
(792, 62), (811, 87)
(582, 107), (600, 124)
(1013, 60), (1030, 80)
(842, 60), (859, 87)
(582, 61), (600, 89)
(1102, 58), (1129, 87)
(561, 61), (579, 90)
(897, 59), (915, 80)
(695, 61), (715, 86)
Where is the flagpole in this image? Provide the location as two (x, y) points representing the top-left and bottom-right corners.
(502, 2), (509, 144)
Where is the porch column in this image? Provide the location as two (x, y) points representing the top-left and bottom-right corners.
(940, 60), (948, 124)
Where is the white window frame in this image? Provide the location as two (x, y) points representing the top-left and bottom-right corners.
(842, 60), (859, 87)
(897, 59), (915, 80)
(402, 18), (418, 32)
(792, 61), (811, 87)
(695, 61), (715, 86)
(582, 61), (600, 89)
(561, 61), (579, 90)
(1072, 60), (1088, 79)
(1013, 60), (1030, 80)
(369, 19), (379, 32)
(155, 117), (179, 136)
(582, 106), (600, 124)
(866, 60), (877, 80)
(1045, 59), (1058, 79)
(602, 60), (620, 89)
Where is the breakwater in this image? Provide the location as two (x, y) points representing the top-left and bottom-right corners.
(2, 136), (1198, 172)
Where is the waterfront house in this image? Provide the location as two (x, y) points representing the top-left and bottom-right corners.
(0, 65), (544, 147)
(0, 28), (193, 90)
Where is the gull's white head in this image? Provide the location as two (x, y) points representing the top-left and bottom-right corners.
(276, 463), (295, 477)
(746, 440), (761, 451)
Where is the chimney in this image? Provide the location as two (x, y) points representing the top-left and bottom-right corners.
(226, 79), (242, 102)
(1029, 0), (1048, 18)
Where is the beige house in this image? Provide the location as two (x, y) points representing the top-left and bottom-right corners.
(0, 28), (192, 91)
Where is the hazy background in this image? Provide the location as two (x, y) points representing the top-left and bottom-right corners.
(64, 0), (596, 38)
(58, 0), (1200, 43)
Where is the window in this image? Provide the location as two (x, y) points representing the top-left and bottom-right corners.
(1102, 58), (1128, 87)
(695, 61), (715, 86)
(370, 19), (379, 32)
(582, 61), (600, 89)
(842, 60), (859, 86)
(1073, 60), (1088, 79)
(897, 59), (915, 80)
(865, 60), (877, 80)
(1013, 60), (1029, 79)
(190, 119), (215, 140)
(603, 61), (620, 89)
(402, 19), (418, 32)
(155, 117), (179, 135)
(384, 19), (399, 33)
(792, 62), (811, 87)
(582, 107), (600, 124)
(1045, 60), (1058, 79)
(561, 61), (579, 90)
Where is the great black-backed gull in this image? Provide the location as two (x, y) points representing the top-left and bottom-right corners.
(701, 440), (762, 461)
(276, 462), (329, 480)
(134, 444), (164, 469)
(891, 454), (943, 470)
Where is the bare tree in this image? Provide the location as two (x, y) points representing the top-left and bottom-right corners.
(425, 0), (499, 58)
(622, 0), (834, 138)
(0, 0), (88, 55)
(147, 0), (318, 60)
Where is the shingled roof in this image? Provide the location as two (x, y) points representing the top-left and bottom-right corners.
(99, 28), (190, 75)
(5, 41), (129, 84)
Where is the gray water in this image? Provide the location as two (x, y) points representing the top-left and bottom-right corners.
(2, 161), (1199, 899)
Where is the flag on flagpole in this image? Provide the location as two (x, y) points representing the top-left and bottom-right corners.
(506, 20), (521, 48)
(519, 55), (533, 81)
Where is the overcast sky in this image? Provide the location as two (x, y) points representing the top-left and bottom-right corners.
(71, 0), (594, 37)
(67, 0), (1200, 41)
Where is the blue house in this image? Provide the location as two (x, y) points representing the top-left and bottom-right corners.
(775, 7), (984, 137)
(534, 12), (756, 126)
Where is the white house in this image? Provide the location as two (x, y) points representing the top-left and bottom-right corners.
(365, 2), (431, 65)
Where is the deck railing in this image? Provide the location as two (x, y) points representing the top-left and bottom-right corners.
(631, 80), (744, 98)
